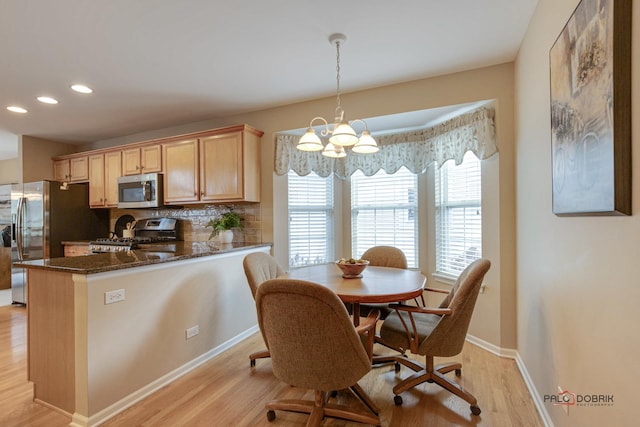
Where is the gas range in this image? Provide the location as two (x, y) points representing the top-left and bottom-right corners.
(89, 236), (176, 253)
(89, 218), (179, 253)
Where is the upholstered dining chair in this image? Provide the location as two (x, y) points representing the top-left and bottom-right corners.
(375, 258), (491, 415)
(255, 278), (381, 426)
(242, 252), (285, 367)
(358, 246), (421, 319)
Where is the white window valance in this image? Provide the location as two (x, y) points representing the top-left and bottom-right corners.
(274, 106), (498, 178)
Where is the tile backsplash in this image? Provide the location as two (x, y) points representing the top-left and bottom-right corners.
(109, 203), (261, 243)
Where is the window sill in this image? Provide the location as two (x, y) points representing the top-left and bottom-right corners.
(431, 272), (457, 286)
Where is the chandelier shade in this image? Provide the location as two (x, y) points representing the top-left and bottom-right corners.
(296, 33), (378, 157)
(297, 128), (324, 151)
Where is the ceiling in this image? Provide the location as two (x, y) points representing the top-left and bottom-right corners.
(0, 0), (539, 160)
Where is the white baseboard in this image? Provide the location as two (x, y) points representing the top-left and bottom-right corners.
(515, 353), (554, 427)
(465, 334), (518, 359)
(466, 335), (553, 427)
(73, 325), (261, 427)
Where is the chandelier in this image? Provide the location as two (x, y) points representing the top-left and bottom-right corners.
(296, 33), (379, 158)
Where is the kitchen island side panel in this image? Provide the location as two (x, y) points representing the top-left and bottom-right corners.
(81, 246), (268, 419)
(27, 269), (76, 415)
(24, 245), (270, 426)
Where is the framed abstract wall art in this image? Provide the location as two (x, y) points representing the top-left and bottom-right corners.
(549, 0), (631, 215)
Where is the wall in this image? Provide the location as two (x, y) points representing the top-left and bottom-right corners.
(20, 135), (77, 183)
(72, 246), (267, 424)
(0, 158), (19, 184)
(515, 0), (639, 425)
(92, 63), (517, 351)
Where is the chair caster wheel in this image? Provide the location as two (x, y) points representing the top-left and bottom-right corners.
(471, 405), (481, 415)
(250, 359), (256, 367)
(455, 368), (461, 376)
(267, 410), (276, 421)
(394, 395), (403, 406)
(394, 362), (401, 373)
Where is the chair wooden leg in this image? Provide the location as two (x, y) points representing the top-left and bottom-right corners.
(435, 361), (462, 376)
(249, 349), (270, 367)
(392, 356), (480, 415)
(431, 370), (477, 406)
(266, 386), (380, 426)
(392, 369), (433, 395)
(372, 354), (424, 373)
(350, 383), (380, 415)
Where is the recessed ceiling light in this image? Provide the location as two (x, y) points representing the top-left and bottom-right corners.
(71, 84), (93, 94)
(7, 106), (28, 114)
(37, 96), (59, 104)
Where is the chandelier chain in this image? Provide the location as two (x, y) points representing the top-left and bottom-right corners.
(335, 38), (342, 119)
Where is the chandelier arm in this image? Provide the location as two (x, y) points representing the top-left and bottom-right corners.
(308, 116), (331, 137)
(349, 119), (370, 133)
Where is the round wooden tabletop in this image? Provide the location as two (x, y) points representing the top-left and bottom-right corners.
(282, 263), (426, 304)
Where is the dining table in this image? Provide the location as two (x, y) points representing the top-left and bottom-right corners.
(281, 263), (427, 326)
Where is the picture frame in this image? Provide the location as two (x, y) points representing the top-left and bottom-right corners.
(549, 0), (631, 216)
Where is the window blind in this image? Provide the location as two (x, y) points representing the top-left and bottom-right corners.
(351, 167), (418, 268)
(287, 171), (334, 268)
(435, 151), (482, 278)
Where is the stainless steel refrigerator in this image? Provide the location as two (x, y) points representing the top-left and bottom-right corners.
(11, 181), (109, 304)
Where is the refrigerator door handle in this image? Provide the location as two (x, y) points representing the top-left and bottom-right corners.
(16, 196), (24, 260)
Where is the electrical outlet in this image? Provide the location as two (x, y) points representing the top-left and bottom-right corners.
(104, 289), (125, 304)
(186, 325), (199, 340)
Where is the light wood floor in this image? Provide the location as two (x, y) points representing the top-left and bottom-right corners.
(0, 305), (543, 426)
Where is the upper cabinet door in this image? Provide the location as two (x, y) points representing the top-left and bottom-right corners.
(140, 145), (162, 173)
(163, 139), (199, 203)
(122, 148), (141, 175)
(104, 151), (122, 206)
(53, 159), (70, 181)
(88, 154), (105, 207)
(69, 157), (89, 182)
(198, 129), (261, 202)
(199, 132), (244, 202)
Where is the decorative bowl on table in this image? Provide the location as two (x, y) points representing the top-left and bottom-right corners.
(336, 258), (369, 278)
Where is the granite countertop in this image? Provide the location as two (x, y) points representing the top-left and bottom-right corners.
(14, 242), (272, 275)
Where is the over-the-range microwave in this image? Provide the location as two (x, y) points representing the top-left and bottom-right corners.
(117, 173), (163, 208)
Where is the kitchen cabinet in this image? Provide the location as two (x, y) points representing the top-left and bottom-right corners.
(88, 152), (122, 207)
(163, 138), (200, 203)
(63, 243), (91, 257)
(123, 144), (161, 175)
(88, 154), (105, 207)
(163, 126), (262, 204)
(200, 131), (258, 202)
(53, 156), (89, 182)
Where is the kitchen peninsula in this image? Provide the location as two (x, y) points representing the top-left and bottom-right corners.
(16, 243), (271, 427)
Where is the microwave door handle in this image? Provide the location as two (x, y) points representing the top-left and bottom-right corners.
(142, 180), (148, 201)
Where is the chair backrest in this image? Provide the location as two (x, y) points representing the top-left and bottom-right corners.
(361, 246), (408, 269)
(421, 258), (491, 357)
(255, 278), (371, 391)
(243, 252), (285, 299)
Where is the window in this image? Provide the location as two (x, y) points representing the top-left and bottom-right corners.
(435, 151), (482, 278)
(287, 171), (334, 268)
(351, 167), (418, 268)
